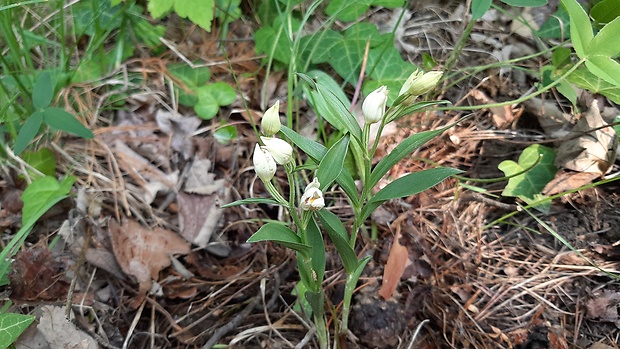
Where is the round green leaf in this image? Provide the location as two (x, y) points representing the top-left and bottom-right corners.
(168, 63), (211, 89)
(194, 93), (219, 120)
(213, 125), (237, 144)
(208, 82), (236, 105)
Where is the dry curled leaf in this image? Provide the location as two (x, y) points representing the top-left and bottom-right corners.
(108, 218), (190, 303)
(155, 109), (201, 160)
(9, 247), (70, 302)
(38, 306), (98, 349)
(586, 291), (620, 325)
(179, 159), (229, 248)
(555, 100), (616, 175)
(543, 170), (599, 195)
(378, 230), (408, 300)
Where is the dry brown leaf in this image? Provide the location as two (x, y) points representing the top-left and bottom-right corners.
(542, 170), (599, 195)
(471, 89), (517, 128)
(178, 159), (229, 247)
(108, 218), (190, 302)
(178, 191), (228, 248)
(588, 343), (616, 349)
(586, 291), (620, 325)
(155, 109), (201, 159)
(184, 159), (226, 195)
(523, 98), (573, 138)
(113, 140), (179, 204)
(378, 230), (408, 300)
(9, 247), (70, 302)
(555, 100), (616, 174)
(548, 328), (568, 349)
(38, 306), (98, 349)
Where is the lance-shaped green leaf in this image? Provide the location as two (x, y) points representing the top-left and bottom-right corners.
(560, 0), (593, 59)
(14, 110), (44, 155)
(281, 126), (359, 206)
(32, 72), (53, 110)
(362, 167), (463, 221)
(316, 134), (349, 192)
(386, 100), (450, 124)
(305, 289), (324, 315)
(307, 216), (326, 284)
(221, 198), (285, 208)
(43, 107), (94, 139)
(585, 55), (620, 87)
(298, 73), (362, 143)
(587, 15), (620, 58)
(247, 223), (311, 256)
(369, 124), (454, 189)
(471, 0), (492, 20)
(317, 209), (358, 274)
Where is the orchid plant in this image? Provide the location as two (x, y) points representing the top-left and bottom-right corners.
(225, 69), (462, 348)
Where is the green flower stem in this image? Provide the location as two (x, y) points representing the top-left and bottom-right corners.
(443, 19), (476, 77)
(438, 59), (586, 112)
(314, 310), (329, 349)
(264, 181), (289, 207)
(284, 163), (305, 232)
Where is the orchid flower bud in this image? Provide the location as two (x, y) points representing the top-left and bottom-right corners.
(399, 70), (443, 98)
(261, 101), (281, 136)
(398, 70), (423, 97)
(362, 85), (388, 124)
(253, 144), (276, 182)
(408, 71), (443, 96)
(260, 136), (293, 165)
(300, 178), (324, 211)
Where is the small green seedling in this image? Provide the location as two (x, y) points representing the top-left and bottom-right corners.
(14, 72), (94, 155)
(498, 144), (557, 212)
(168, 65), (236, 120)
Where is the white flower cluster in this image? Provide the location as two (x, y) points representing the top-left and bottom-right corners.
(253, 101), (325, 211)
(362, 70), (443, 125)
(253, 102), (293, 182)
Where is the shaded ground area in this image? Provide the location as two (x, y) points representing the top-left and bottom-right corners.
(2, 1), (620, 348)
